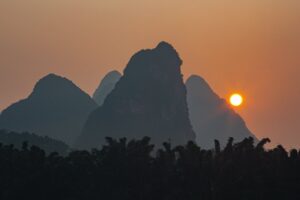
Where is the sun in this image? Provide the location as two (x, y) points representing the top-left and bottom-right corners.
(230, 93), (243, 107)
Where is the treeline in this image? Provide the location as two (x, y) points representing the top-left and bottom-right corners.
(0, 136), (299, 200)
(0, 130), (69, 155)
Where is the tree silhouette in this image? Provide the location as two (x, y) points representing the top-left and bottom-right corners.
(0, 135), (299, 200)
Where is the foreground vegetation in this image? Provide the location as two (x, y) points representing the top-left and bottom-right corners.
(0, 136), (299, 200)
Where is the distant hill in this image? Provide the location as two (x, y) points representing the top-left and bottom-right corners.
(75, 42), (195, 149)
(186, 75), (257, 148)
(93, 70), (121, 105)
(0, 74), (98, 145)
(0, 129), (69, 154)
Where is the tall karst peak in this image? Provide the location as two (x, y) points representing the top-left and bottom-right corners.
(156, 41), (176, 50)
(75, 42), (195, 149)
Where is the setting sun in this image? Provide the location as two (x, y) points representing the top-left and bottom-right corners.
(230, 93), (243, 107)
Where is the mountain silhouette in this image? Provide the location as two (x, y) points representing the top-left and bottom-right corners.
(0, 129), (69, 154)
(75, 42), (195, 149)
(93, 70), (121, 105)
(0, 74), (98, 145)
(186, 75), (257, 148)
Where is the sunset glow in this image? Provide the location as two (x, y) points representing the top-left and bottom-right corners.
(0, 0), (300, 148)
(230, 93), (243, 107)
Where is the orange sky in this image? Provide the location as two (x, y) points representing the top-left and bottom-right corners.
(0, 0), (300, 148)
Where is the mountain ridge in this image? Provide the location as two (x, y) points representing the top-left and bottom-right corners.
(186, 74), (257, 148)
(0, 73), (98, 145)
(76, 41), (195, 149)
(93, 70), (122, 105)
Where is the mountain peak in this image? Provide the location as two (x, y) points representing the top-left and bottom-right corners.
(93, 70), (122, 105)
(0, 74), (97, 144)
(156, 41), (175, 50)
(102, 70), (122, 81)
(187, 74), (205, 83)
(186, 75), (210, 88)
(37, 73), (66, 84)
(124, 42), (182, 78)
(34, 73), (66, 87)
(186, 74), (257, 148)
(32, 73), (80, 97)
(186, 75), (219, 101)
(76, 43), (195, 149)
(155, 41), (180, 59)
(43, 73), (61, 79)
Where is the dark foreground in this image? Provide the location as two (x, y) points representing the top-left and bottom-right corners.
(0, 136), (299, 200)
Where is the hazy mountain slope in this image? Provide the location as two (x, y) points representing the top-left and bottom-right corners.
(186, 75), (257, 148)
(93, 70), (121, 105)
(0, 74), (98, 145)
(0, 129), (69, 154)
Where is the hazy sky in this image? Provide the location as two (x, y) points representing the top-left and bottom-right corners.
(1, 0), (299, 148)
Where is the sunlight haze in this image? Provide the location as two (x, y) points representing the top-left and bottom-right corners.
(0, 0), (300, 148)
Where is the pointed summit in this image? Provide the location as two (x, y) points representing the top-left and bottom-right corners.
(123, 41), (182, 82)
(155, 41), (182, 64)
(0, 74), (97, 145)
(186, 74), (257, 148)
(156, 41), (176, 51)
(34, 73), (68, 88)
(186, 75), (217, 100)
(33, 73), (64, 91)
(76, 42), (195, 149)
(93, 70), (122, 105)
(40, 73), (60, 79)
(31, 74), (86, 98)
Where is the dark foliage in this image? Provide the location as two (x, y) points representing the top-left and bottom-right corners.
(0, 136), (299, 200)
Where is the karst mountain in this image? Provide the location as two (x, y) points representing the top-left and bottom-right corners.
(186, 75), (257, 148)
(75, 42), (196, 149)
(92, 70), (122, 105)
(0, 74), (97, 145)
